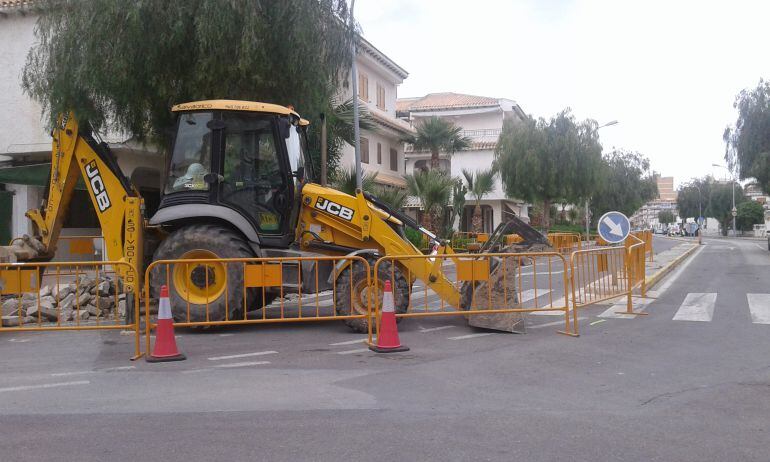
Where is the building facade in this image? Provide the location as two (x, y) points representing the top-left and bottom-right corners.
(397, 92), (529, 232)
(337, 38), (413, 189)
(630, 176), (679, 229)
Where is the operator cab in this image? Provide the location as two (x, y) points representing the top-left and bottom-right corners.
(155, 100), (313, 248)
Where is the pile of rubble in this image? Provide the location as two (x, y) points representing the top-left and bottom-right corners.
(1, 275), (127, 327)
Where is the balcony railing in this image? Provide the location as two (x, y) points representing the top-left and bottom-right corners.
(459, 128), (502, 138)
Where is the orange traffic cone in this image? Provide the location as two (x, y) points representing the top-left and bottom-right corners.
(146, 285), (186, 362)
(369, 280), (409, 353)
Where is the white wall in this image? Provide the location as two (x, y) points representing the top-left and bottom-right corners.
(6, 184), (41, 237)
(0, 14), (51, 155)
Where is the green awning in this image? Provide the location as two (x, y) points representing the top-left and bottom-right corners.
(0, 163), (86, 190)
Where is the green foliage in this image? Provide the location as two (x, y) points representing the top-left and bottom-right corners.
(724, 79), (770, 194)
(404, 227), (426, 251)
(461, 167), (496, 205)
(677, 178), (711, 220)
(707, 182), (746, 235)
(372, 186), (408, 211)
(495, 109), (603, 228)
(449, 177), (467, 233)
(331, 165), (378, 196)
(589, 149), (658, 223)
(405, 169), (455, 233)
(736, 200), (764, 232)
(403, 116), (470, 170)
(22, 0), (353, 170)
(548, 223), (587, 234)
(658, 210), (675, 225)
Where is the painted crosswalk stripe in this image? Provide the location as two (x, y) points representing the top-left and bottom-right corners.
(448, 333), (495, 340)
(747, 294), (770, 324)
(672, 293), (717, 322)
(599, 298), (655, 319)
(0, 380), (90, 393)
(213, 361), (270, 369)
(336, 348), (370, 355)
(208, 351), (277, 361)
(418, 325), (456, 333)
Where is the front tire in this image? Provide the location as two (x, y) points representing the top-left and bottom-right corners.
(335, 259), (410, 333)
(150, 224), (255, 322)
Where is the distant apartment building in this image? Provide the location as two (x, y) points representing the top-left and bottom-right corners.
(630, 175), (679, 228)
(337, 38), (414, 189)
(397, 92), (529, 232)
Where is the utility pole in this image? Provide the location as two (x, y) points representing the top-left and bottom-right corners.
(349, 0), (362, 192)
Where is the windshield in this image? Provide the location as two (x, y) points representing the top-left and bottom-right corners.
(165, 112), (212, 193)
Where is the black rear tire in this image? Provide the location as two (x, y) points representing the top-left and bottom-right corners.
(150, 224), (256, 323)
(335, 259), (410, 334)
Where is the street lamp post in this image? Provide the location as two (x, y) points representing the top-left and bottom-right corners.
(712, 163), (736, 237)
(586, 120), (619, 242)
(693, 183), (702, 245)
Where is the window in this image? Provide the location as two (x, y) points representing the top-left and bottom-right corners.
(377, 143), (382, 164)
(361, 137), (369, 164)
(376, 83), (385, 109)
(390, 147), (398, 171)
(166, 112), (213, 193)
(358, 72), (369, 100)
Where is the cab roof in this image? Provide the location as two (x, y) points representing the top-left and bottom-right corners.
(172, 99), (309, 125)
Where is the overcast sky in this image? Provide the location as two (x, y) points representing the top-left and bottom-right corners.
(356, 0), (769, 187)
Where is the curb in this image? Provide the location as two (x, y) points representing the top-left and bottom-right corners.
(645, 244), (699, 289)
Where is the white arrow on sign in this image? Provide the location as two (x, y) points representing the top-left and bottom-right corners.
(602, 216), (624, 237)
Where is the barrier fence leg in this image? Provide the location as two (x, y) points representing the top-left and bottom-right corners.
(616, 252), (648, 316)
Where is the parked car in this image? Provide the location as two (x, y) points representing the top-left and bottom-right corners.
(668, 224), (681, 236)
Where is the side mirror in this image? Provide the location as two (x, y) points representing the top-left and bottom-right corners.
(294, 166), (305, 182)
(278, 117), (291, 139)
(204, 173), (224, 185)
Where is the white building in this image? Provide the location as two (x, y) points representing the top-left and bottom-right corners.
(338, 38), (413, 189)
(397, 92), (529, 232)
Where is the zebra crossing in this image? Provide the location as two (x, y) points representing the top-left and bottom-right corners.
(597, 292), (770, 325)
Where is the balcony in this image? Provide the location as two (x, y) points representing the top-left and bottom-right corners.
(459, 128), (502, 139)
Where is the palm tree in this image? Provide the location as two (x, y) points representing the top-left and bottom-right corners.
(403, 116), (471, 171)
(462, 168), (497, 233)
(405, 170), (454, 233)
(372, 186), (409, 211)
(332, 165), (379, 196)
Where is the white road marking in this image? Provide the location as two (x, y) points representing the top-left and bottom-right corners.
(0, 380), (90, 393)
(673, 293), (717, 322)
(652, 245), (704, 297)
(207, 351), (277, 361)
(518, 289), (552, 304)
(448, 333), (495, 340)
(51, 366), (135, 377)
(418, 325), (456, 333)
(218, 333), (234, 337)
(8, 338), (30, 343)
(528, 317), (587, 329)
(747, 294), (770, 324)
(213, 361), (270, 368)
(530, 297), (568, 315)
(599, 298), (654, 319)
(329, 338), (368, 346)
(336, 348), (370, 355)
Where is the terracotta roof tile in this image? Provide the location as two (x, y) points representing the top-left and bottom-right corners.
(397, 92), (500, 112)
(0, 0), (35, 8)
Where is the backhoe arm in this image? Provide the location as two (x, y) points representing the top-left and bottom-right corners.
(1, 113), (144, 292)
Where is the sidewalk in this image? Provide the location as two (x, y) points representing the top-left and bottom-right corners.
(645, 241), (699, 288)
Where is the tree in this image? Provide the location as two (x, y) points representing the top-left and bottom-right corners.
(590, 149), (658, 222)
(677, 178), (712, 221)
(372, 186), (408, 211)
(332, 165), (378, 196)
(22, 0), (354, 173)
(736, 200), (765, 232)
(724, 79), (770, 193)
(658, 210), (675, 225)
(405, 170), (454, 233)
(448, 178), (468, 235)
(461, 167), (496, 233)
(707, 182), (746, 236)
(496, 110), (603, 228)
(403, 116), (470, 170)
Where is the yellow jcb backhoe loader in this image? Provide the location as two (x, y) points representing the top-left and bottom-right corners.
(0, 100), (549, 332)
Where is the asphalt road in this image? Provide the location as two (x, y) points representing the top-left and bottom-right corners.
(1, 236), (768, 461)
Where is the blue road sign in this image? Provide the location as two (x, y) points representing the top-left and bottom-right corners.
(597, 211), (631, 244)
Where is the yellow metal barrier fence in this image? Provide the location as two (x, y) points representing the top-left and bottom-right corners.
(0, 260), (141, 359)
(369, 252), (575, 342)
(143, 255), (372, 351)
(569, 234), (648, 335)
(547, 232), (582, 256)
